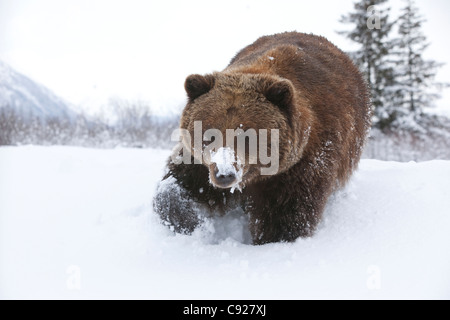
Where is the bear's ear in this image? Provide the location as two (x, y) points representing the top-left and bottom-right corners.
(185, 74), (215, 101)
(263, 80), (294, 110)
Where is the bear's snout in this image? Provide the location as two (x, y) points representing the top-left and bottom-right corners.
(211, 164), (238, 188)
(208, 147), (244, 190)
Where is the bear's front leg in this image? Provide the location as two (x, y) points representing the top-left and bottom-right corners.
(153, 159), (235, 235)
(245, 174), (330, 245)
(153, 174), (204, 234)
(246, 190), (321, 245)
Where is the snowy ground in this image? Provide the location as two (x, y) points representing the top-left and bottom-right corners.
(0, 146), (449, 299)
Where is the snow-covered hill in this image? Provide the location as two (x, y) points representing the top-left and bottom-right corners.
(0, 146), (449, 299)
(0, 60), (75, 119)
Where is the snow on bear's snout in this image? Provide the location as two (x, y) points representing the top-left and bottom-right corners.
(209, 147), (243, 193)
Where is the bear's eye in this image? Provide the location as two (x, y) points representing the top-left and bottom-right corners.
(203, 136), (215, 148)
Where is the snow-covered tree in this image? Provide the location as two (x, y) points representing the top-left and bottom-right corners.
(390, 0), (446, 123)
(339, 0), (396, 129)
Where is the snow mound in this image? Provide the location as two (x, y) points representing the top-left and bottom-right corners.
(0, 146), (449, 299)
(194, 207), (252, 245)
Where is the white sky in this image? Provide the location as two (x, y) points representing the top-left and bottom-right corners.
(0, 0), (449, 116)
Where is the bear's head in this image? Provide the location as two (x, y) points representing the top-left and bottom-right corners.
(179, 72), (309, 191)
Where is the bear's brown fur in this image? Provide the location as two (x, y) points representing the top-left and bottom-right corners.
(153, 32), (371, 244)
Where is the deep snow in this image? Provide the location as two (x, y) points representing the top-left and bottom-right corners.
(0, 146), (449, 299)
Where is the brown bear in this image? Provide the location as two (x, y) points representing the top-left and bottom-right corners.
(153, 31), (371, 244)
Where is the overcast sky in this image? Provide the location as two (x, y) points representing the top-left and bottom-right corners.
(0, 0), (449, 115)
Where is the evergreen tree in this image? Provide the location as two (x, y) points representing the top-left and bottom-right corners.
(391, 0), (446, 122)
(338, 0), (396, 129)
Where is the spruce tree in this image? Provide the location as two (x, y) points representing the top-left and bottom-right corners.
(339, 0), (397, 129)
(392, 0), (446, 123)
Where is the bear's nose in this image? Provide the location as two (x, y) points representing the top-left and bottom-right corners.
(214, 167), (237, 188)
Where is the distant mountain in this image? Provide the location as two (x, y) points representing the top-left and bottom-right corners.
(0, 60), (76, 119)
